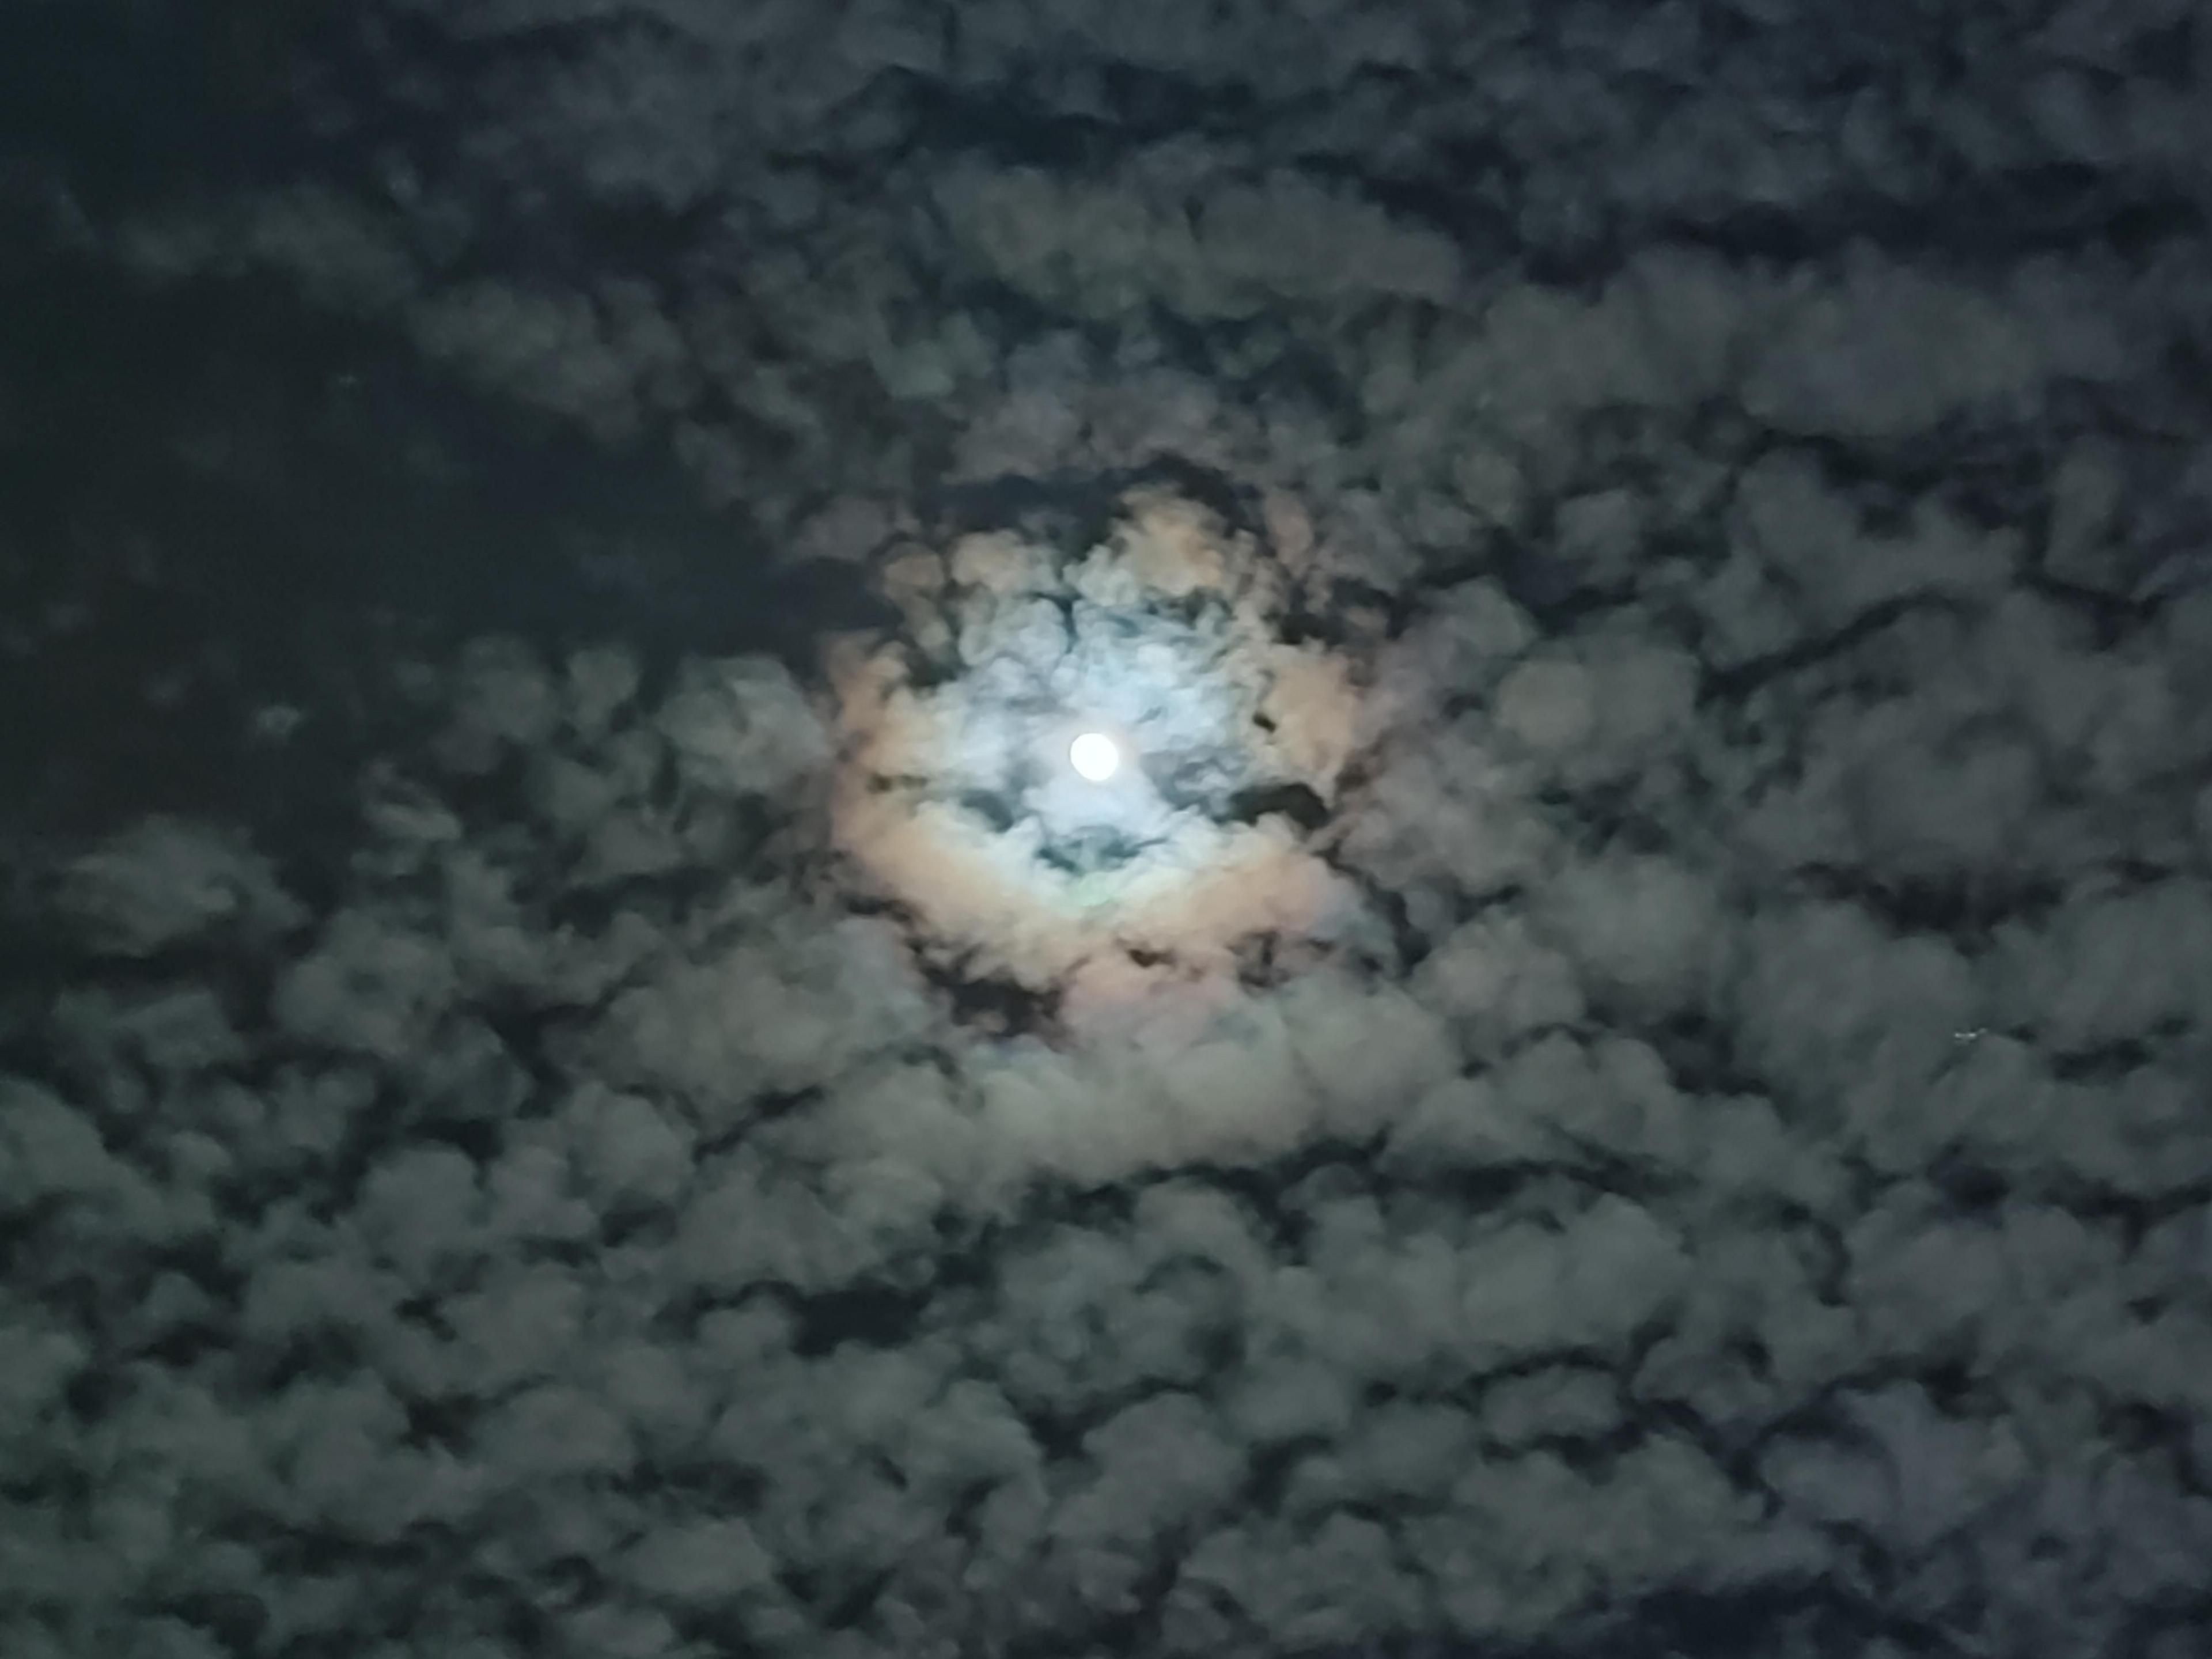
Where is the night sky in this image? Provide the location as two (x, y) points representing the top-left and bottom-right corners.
(4, 3), (2212, 1657)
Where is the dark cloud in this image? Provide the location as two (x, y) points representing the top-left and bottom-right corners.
(5, 1), (2212, 1657)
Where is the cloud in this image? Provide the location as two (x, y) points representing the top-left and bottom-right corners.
(934, 164), (1464, 323)
(7, 0), (2212, 1654)
(56, 816), (303, 957)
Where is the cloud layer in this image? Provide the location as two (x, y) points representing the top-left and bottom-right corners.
(4, 1), (2212, 1657)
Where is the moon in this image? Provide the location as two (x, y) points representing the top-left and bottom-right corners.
(1069, 730), (1121, 783)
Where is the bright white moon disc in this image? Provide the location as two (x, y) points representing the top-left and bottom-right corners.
(1069, 732), (1120, 782)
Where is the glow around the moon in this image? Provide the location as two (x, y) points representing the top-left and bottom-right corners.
(1069, 730), (1120, 783)
(828, 486), (1363, 998)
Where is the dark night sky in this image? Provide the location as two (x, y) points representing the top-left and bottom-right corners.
(3, 3), (2212, 1657)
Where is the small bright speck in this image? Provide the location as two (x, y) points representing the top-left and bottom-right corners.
(1070, 732), (1120, 783)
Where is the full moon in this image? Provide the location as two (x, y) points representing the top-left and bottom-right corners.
(1069, 731), (1121, 783)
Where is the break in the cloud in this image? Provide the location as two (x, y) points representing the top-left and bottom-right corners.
(5, 2), (2212, 1658)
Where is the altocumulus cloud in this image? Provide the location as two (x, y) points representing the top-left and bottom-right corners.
(4, 1), (2212, 1657)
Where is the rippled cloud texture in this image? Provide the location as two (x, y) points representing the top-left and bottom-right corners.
(6, 2), (2212, 1657)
